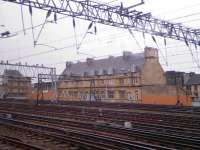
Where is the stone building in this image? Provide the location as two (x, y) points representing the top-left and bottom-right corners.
(185, 74), (200, 106)
(1, 69), (31, 99)
(31, 82), (56, 101)
(58, 47), (191, 106)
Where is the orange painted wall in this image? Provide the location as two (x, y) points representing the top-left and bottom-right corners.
(142, 95), (191, 106)
(30, 90), (55, 101)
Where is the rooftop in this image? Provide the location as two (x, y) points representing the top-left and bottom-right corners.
(186, 74), (200, 85)
(3, 69), (23, 77)
(62, 51), (145, 76)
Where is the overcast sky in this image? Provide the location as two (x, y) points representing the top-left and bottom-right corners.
(0, 0), (200, 74)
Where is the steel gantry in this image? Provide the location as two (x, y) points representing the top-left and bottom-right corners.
(0, 61), (55, 78)
(2, 0), (200, 46)
(0, 61), (57, 102)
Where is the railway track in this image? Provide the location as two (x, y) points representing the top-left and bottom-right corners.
(0, 102), (199, 130)
(0, 111), (200, 149)
(0, 116), (175, 150)
(39, 100), (200, 114)
(1, 100), (200, 115)
(0, 135), (45, 150)
(0, 101), (200, 149)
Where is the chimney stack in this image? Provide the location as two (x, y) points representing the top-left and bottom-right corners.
(86, 58), (94, 65)
(144, 47), (158, 61)
(123, 51), (132, 60)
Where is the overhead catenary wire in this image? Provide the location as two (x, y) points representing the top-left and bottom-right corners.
(20, 3), (26, 35)
(128, 28), (143, 50)
(164, 38), (168, 66)
(0, 16), (69, 39)
(34, 9), (52, 46)
(28, 4), (35, 46)
(151, 1), (200, 17)
(76, 21), (94, 52)
(1, 0), (200, 43)
(151, 35), (168, 66)
(169, 11), (200, 21)
(1, 0), (200, 70)
(186, 43), (200, 69)
(7, 42), (194, 62)
(72, 17), (78, 53)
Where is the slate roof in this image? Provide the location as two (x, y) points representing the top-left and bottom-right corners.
(186, 74), (200, 85)
(3, 69), (23, 77)
(62, 52), (145, 76)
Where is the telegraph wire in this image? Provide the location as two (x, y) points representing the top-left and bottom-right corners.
(0, 15), (69, 41)
(170, 12), (200, 21)
(7, 42), (194, 62)
(152, 1), (200, 17)
(0, 4), (199, 41)
(1, 1), (200, 61)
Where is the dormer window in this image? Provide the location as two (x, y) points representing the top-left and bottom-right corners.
(103, 69), (107, 75)
(84, 72), (88, 76)
(94, 70), (99, 76)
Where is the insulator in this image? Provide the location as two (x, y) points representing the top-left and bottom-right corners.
(29, 4), (32, 15)
(46, 9), (52, 18)
(185, 40), (189, 47)
(94, 25), (97, 34)
(54, 12), (57, 23)
(152, 35), (157, 44)
(164, 38), (166, 46)
(73, 18), (75, 28)
(195, 44), (197, 50)
(120, 2), (123, 12)
(88, 22), (93, 30)
(142, 32), (145, 39)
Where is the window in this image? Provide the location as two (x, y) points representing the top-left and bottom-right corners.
(194, 85), (198, 91)
(108, 90), (114, 98)
(68, 91), (73, 97)
(128, 78), (132, 85)
(103, 69), (107, 75)
(95, 91), (101, 100)
(84, 72), (89, 76)
(108, 79), (113, 85)
(135, 90), (139, 100)
(64, 90), (68, 97)
(101, 91), (106, 99)
(119, 79), (124, 85)
(112, 68), (116, 74)
(186, 85), (191, 90)
(74, 91), (78, 98)
(133, 77), (138, 84)
(101, 80), (104, 84)
(94, 70), (99, 75)
(119, 90), (126, 99)
(60, 90), (65, 97)
(127, 92), (134, 101)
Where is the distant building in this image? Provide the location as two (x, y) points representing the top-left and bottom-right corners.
(185, 74), (200, 106)
(2, 69), (31, 100)
(58, 47), (191, 106)
(31, 82), (56, 101)
(0, 84), (5, 99)
(165, 71), (200, 106)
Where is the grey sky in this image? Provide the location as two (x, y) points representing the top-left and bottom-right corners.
(0, 0), (200, 74)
